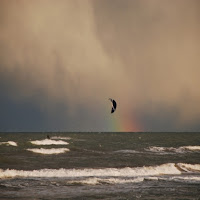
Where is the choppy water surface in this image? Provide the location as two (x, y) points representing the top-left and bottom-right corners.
(0, 132), (200, 199)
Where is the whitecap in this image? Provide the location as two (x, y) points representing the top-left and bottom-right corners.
(0, 163), (182, 179)
(146, 146), (200, 154)
(30, 139), (68, 145)
(27, 148), (70, 154)
(158, 175), (200, 183)
(171, 176), (200, 183)
(68, 177), (144, 185)
(51, 136), (71, 140)
(0, 141), (17, 146)
(144, 177), (159, 181)
(113, 150), (140, 154)
(181, 146), (200, 151)
(145, 146), (174, 154)
(176, 163), (200, 172)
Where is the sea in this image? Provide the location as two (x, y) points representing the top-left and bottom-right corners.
(0, 132), (200, 200)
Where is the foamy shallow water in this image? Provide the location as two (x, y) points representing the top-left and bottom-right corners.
(0, 162), (200, 199)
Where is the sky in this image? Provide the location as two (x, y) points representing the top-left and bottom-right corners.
(0, 0), (200, 132)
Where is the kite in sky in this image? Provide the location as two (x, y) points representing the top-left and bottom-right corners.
(109, 98), (117, 114)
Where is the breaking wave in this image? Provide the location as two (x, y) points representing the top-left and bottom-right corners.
(27, 148), (70, 154)
(162, 176), (200, 183)
(30, 139), (69, 145)
(0, 163), (200, 179)
(51, 136), (71, 140)
(68, 177), (144, 185)
(0, 141), (17, 146)
(146, 146), (200, 154)
(113, 150), (140, 154)
(183, 146), (200, 151)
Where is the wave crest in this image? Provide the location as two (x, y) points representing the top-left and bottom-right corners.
(113, 150), (139, 154)
(27, 148), (70, 154)
(30, 139), (69, 145)
(68, 177), (144, 185)
(2, 163), (199, 179)
(146, 146), (200, 154)
(51, 136), (71, 140)
(0, 141), (17, 146)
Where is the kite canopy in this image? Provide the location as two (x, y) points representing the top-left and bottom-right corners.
(109, 98), (117, 114)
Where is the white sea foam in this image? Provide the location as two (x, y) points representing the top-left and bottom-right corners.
(158, 176), (200, 183)
(113, 150), (140, 154)
(171, 176), (200, 183)
(68, 177), (144, 185)
(176, 163), (200, 172)
(146, 146), (200, 154)
(146, 146), (176, 154)
(0, 163), (187, 179)
(30, 139), (68, 145)
(27, 148), (70, 154)
(51, 136), (71, 140)
(0, 141), (17, 146)
(144, 177), (159, 181)
(182, 146), (200, 151)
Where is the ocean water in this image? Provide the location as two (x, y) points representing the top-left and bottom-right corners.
(0, 132), (200, 200)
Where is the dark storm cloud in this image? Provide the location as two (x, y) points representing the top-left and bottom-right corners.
(135, 103), (180, 131)
(0, 0), (200, 131)
(0, 0), (113, 131)
(91, 0), (200, 130)
(0, 82), (108, 132)
(0, 0), (111, 102)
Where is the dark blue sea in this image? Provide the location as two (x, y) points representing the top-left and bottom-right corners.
(0, 132), (200, 199)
